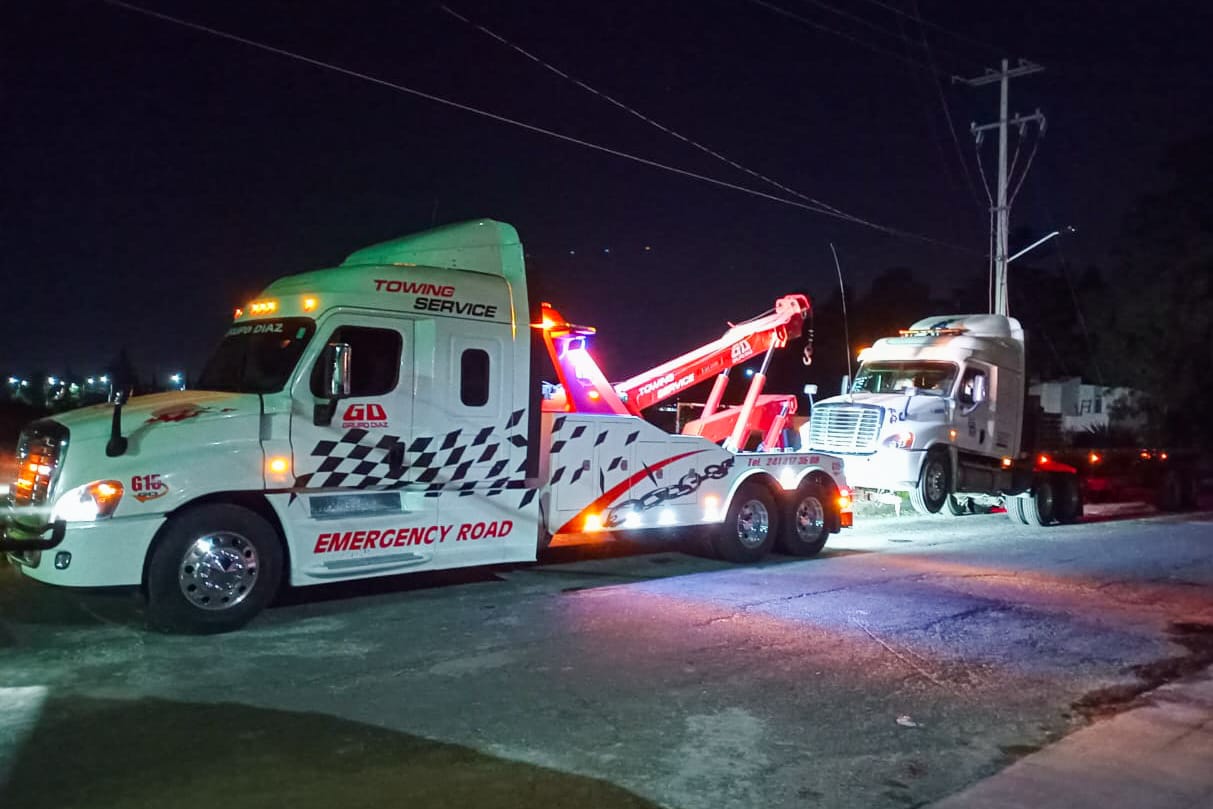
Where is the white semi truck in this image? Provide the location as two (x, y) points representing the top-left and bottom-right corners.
(2, 220), (852, 632)
(804, 314), (1083, 526)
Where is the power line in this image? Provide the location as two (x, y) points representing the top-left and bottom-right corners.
(852, 0), (1005, 57)
(440, 4), (857, 221)
(909, 0), (984, 210)
(743, 0), (945, 76)
(100, 0), (974, 252)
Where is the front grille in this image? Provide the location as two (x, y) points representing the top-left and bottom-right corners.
(11, 421), (69, 508)
(807, 404), (883, 453)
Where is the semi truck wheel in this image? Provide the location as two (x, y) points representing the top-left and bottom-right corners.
(1020, 476), (1056, 527)
(1004, 497), (1029, 525)
(1053, 474), (1083, 524)
(909, 449), (950, 515)
(713, 482), (777, 563)
(777, 481), (830, 557)
(146, 503), (284, 634)
(943, 494), (969, 517)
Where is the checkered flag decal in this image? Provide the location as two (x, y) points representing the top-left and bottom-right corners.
(294, 409), (530, 503)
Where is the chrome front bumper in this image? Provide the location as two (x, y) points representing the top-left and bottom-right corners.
(0, 506), (66, 553)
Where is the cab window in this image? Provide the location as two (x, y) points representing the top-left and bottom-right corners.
(310, 326), (402, 397)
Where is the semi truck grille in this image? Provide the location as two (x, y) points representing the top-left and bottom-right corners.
(807, 404), (883, 453)
(11, 421), (69, 508)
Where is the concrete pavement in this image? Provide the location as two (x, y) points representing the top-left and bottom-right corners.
(930, 667), (1213, 809)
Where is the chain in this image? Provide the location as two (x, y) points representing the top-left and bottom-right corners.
(605, 459), (733, 527)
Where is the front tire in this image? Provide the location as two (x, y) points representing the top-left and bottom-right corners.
(713, 482), (777, 563)
(146, 503), (284, 634)
(909, 449), (950, 515)
(777, 482), (831, 557)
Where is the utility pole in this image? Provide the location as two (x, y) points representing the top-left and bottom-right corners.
(956, 58), (1045, 317)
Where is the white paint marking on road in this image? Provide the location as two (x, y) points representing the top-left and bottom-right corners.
(0, 686), (49, 788)
(666, 707), (769, 809)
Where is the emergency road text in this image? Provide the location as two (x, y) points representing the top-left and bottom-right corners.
(313, 520), (514, 554)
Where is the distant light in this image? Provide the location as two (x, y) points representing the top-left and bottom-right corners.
(86, 377), (95, 385)
(100, 375), (109, 384)
(20, 380), (28, 387)
(568, 250), (576, 256)
(6, 377), (16, 385)
(744, 368), (755, 378)
(602, 247), (610, 254)
(644, 245), (652, 251)
(169, 373), (181, 383)
(47, 376), (57, 385)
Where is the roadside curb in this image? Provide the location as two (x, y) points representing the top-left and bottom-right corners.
(928, 666), (1213, 809)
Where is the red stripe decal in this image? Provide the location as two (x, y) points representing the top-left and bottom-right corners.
(555, 449), (707, 535)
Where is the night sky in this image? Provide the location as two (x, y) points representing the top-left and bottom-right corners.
(5, 0), (1212, 386)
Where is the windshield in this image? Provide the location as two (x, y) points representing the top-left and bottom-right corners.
(197, 318), (316, 394)
(851, 360), (957, 397)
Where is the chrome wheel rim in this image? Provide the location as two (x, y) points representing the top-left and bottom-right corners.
(178, 532), (259, 610)
(735, 499), (770, 548)
(795, 497), (825, 540)
(925, 461), (947, 503)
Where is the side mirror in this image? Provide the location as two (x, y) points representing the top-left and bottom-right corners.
(971, 374), (987, 404)
(840, 375), (850, 396)
(313, 342), (352, 426)
(323, 342), (352, 398)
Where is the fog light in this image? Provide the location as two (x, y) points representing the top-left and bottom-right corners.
(54, 551), (72, 570)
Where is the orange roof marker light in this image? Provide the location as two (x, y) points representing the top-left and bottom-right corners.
(249, 299), (278, 316)
(1088, 452), (1101, 464)
(302, 296), (319, 312)
(1001, 457), (1013, 468)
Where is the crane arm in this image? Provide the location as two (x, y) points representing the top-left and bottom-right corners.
(614, 294), (811, 414)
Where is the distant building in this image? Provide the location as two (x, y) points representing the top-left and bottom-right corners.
(1029, 377), (1144, 435)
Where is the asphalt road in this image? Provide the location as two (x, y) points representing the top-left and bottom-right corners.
(2, 501), (1212, 809)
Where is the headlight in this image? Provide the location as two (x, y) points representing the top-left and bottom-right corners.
(52, 480), (124, 522)
(882, 431), (914, 449)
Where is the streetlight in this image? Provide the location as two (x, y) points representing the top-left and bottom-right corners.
(1008, 226), (1076, 264)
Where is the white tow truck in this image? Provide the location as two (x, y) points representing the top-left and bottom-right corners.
(805, 314), (1083, 526)
(2, 219), (852, 632)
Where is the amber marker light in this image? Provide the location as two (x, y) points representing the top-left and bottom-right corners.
(583, 513), (604, 532)
(1039, 454), (1050, 465)
(837, 487), (853, 510)
(1089, 452), (1101, 464)
(302, 296), (318, 312)
(1001, 457), (1013, 468)
(267, 457), (290, 474)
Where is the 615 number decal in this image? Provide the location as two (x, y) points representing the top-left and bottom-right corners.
(131, 474), (168, 503)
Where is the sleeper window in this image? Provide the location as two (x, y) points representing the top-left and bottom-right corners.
(460, 348), (491, 407)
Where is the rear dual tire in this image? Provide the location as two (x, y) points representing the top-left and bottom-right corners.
(712, 482), (778, 563)
(776, 482), (832, 557)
